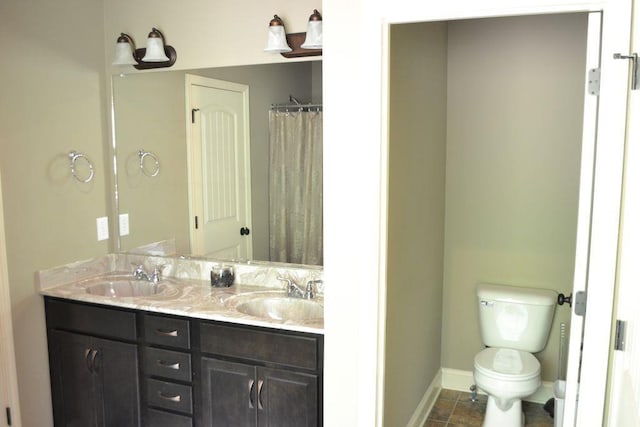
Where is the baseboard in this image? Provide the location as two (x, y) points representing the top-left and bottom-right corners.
(441, 368), (554, 404)
(406, 370), (442, 427)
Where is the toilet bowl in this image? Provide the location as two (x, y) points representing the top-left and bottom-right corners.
(474, 283), (557, 426)
(473, 348), (541, 427)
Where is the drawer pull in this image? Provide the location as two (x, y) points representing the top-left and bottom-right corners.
(157, 360), (180, 370)
(157, 391), (182, 403)
(155, 328), (178, 337)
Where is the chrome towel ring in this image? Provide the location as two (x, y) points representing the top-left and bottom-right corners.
(68, 151), (94, 183)
(138, 149), (160, 177)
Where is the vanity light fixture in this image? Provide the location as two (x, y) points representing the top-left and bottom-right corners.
(264, 11), (323, 58)
(301, 10), (322, 49)
(112, 27), (177, 70)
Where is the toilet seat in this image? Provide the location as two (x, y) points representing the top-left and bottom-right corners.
(474, 348), (540, 381)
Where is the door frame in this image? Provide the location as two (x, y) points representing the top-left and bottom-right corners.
(605, 1), (640, 423)
(184, 74), (253, 258)
(372, 2), (632, 426)
(0, 173), (22, 426)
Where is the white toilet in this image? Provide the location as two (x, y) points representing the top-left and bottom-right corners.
(473, 283), (557, 427)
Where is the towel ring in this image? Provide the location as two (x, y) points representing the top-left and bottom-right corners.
(138, 149), (160, 177)
(68, 151), (94, 183)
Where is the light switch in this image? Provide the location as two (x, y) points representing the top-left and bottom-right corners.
(96, 216), (109, 241)
(119, 213), (130, 236)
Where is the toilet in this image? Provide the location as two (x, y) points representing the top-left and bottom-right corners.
(473, 283), (557, 427)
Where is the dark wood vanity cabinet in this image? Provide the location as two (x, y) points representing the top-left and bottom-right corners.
(198, 323), (322, 427)
(44, 298), (323, 427)
(45, 299), (140, 427)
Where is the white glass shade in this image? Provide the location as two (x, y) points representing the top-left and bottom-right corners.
(265, 26), (292, 53)
(112, 40), (137, 65)
(142, 37), (169, 62)
(301, 20), (322, 49)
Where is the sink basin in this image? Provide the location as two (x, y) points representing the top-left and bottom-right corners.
(235, 297), (323, 321)
(85, 280), (168, 298)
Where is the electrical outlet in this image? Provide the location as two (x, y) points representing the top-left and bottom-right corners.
(96, 216), (109, 241)
(119, 213), (130, 236)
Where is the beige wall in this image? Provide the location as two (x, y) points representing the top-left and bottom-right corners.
(385, 22), (448, 425)
(114, 63), (314, 259)
(442, 14), (588, 381)
(0, 0), (108, 425)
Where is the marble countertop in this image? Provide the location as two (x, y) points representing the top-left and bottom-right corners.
(38, 254), (324, 335)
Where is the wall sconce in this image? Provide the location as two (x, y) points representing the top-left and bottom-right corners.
(264, 10), (322, 58)
(112, 28), (177, 70)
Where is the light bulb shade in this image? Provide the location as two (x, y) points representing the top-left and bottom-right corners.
(142, 30), (170, 62)
(301, 20), (322, 49)
(112, 38), (137, 65)
(265, 25), (292, 53)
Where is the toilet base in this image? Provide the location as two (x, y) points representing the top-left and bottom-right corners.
(482, 395), (524, 427)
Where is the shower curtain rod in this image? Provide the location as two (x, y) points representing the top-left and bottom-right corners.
(270, 103), (323, 112)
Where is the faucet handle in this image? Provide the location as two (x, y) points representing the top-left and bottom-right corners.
(305, 279), (322, 299)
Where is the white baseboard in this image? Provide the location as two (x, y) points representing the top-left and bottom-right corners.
(441, 368), (554, 404)
(406, 370), (442, 427)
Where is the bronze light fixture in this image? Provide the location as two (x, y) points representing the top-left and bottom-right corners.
(112, 28), (177, 70)
(264, 10), (323, 58)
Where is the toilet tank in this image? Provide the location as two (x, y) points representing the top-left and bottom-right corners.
(477, 283), (558, 353)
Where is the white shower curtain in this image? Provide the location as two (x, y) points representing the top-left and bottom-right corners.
(269, 110), (323, 265)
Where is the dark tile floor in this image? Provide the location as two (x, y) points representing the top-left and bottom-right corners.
(424, 389), (554, 427)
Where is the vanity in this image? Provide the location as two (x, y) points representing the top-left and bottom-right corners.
(38, 253), (324, 427)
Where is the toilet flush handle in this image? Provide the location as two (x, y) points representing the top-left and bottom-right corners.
(557, 293), (572, 307)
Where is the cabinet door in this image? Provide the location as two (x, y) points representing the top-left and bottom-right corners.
(258, 367), (318, 427)
(93, 336), (140, 426)
(49, 330), (100, 427)
(201, 358), (257, 426)
(48, 331), (140, 427)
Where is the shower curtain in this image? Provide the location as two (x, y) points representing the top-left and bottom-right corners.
(269, 110), (323, 265)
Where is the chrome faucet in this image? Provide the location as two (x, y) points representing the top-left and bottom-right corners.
(278, 277), (321, 300)
(132, 264), (165, 284)
(305, 280), (322, 299)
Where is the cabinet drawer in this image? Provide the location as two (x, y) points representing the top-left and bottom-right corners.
(146, 378), (193, 414)
(143, 314), (191, 349)
(200, 323), (320, 371)
(144, 347), (192, 382)
(45, 298), (136, 341)
(145, 408), (192, 427)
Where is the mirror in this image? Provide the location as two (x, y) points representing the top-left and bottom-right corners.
(112, 61), (323, 265)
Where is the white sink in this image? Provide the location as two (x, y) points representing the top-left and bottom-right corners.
(82, 275), (173, 298)
(231, 294), (323, 321)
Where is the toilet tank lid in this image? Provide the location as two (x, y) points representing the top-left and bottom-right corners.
(477, 283), (557, 306)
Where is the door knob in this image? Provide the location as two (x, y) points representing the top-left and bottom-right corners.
(240, 227), (250, 236)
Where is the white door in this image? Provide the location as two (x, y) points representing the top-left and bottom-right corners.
(564, 8), (633, 426)
(605, 3), (640, 425)
(186, 75), (253, 259)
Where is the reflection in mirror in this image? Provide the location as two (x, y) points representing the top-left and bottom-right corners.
(113, 61), (323, 265)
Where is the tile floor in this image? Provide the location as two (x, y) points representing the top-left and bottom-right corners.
(424, 389), (554, 427)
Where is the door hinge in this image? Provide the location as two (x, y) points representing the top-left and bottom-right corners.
(574, 290), (587, 317)
(6, 407), (11, 426)
(588, 68), (601, 95)
(191, 108), (200, 123)
(613, 53), (639, 90)
(614, 319), (627, 351)
(195, 216), (199, 229)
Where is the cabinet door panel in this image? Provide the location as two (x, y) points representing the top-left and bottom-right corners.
(258, 367), (318, 427)
(49, 331), (99, 427)
(94, 336), (140, 426)
(201, 358), (257, 426)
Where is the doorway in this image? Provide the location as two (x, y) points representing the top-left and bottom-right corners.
(385, 12), (599, 426)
